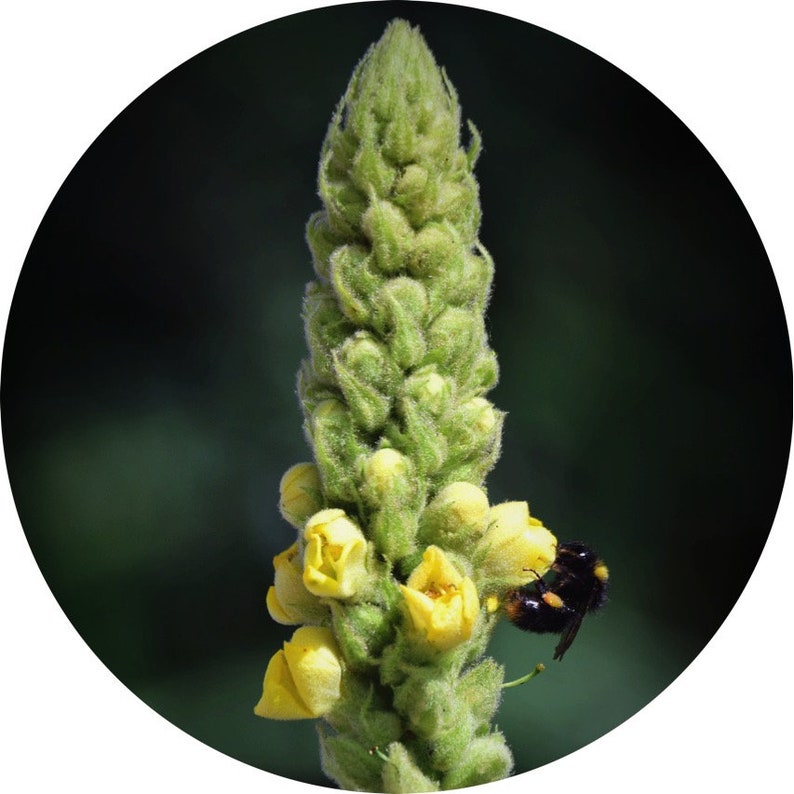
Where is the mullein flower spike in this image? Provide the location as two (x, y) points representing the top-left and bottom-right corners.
(255, 19), (569, 791)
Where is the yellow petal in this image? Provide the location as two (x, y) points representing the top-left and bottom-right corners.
(267, 543), (322, 624)
(406, 545), (463, 591)
(279, 463), (323, 529)
(254, 649), (314, 720)
(282, 626), (342, 716)
(399, 549), (480, 652)
(479, 501), (557, 585)
(302, 509), (368, 598)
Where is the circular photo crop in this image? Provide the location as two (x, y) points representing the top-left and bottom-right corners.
(2, 2), (791, 791)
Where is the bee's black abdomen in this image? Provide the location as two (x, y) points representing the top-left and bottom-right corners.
(504, 541), (609, 659)
(505, 587), (572, 633)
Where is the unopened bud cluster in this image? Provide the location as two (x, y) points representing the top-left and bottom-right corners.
(254, 20), (558, 792)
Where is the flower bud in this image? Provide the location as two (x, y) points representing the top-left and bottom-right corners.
(303, 509), (368, 599)
(318, 730), (386, 793)
(476, 501), (557, 587)
(361, 197), (414, 274)
(266, 542), (326, 626)
(371, 277), (428, 369)
(329, 244), (384, 325)
(419, 481), (490, 549)
(425, 306), (484, 377)
(305, 210), (343, 280)
(456, 246), (494, 308)
(254, 626), (343, 720)
(309, 399), (368, 504)
(318, 161), (367, 238)
(399, 545), (479, 651)
(303, 281), (352, 384)
(401, 368), (451, 416)
(362, 448), (412, 504)
(360, 447), (422, 560)
(393, 164), (440, 228)
(407, 221), (460, 279)
(278, 462), (323, 530)
(333, 332), (397, 433)
(441, 734), (513, 790)
(330, 601), (395, 670)
(349, 112), (398, 197)
(382, 743), (440, 794)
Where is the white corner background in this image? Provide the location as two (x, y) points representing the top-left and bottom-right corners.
(1, 2), (791, 793)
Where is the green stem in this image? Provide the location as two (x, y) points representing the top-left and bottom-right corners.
(502, 663), (546, 689)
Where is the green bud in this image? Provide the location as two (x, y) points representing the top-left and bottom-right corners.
(296, 359), (339, 428)
(430, 710), (476, 772)
(393, 670), (457, 739)
(319, 174), (367, 239)
(305, 210), (343, 280)
(388, 398), (447, 478)
(445, 246), (493, 311)
(400, 368), (453, 416)
(302, 281), (352, 385)
(407, 221), (461, 280)
(361, 447), (414, 503)
(382, 743), (439, 793)
(362, 197), (415, 274)
(435, 178), (479, 243)
(393, 164), (440, 228)
(325, 675), (404, 755)
(349, 111), (398, 197)
(424, 306), (485, 379)
(418, 481), (490, 550)
(445, 397), (503, 462)
(329, 244), (385, 325)
(318, 727), (384, 793)
(458, 658), (504, 728)
(334, 332), (399, 433)
(361, 448), (424, 558)
(309, 398), (368, 504)
(371, 277), (428, 369)
(467, 347), (500, 393)
(441, 734), (513, 790)
(329, 600), (395, 670)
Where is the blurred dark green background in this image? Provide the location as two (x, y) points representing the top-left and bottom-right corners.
(1, 1), (791, 787)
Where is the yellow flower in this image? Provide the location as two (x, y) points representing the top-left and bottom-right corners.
(266, 543), (323, 625)
(399, 545), (479, 650)
(477, 501), (557, 586)
(279, 462), (323, 530)
(254, 626), (343, 720)
(303, 508), (368, 598)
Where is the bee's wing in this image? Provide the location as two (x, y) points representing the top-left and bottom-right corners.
(552, 607), (586, 660)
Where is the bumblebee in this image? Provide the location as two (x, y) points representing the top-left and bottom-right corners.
(505, 542), (609, 660)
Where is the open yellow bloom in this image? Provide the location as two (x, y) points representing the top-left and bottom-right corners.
(266, 543), (323, 625)
(478, 501), (557, 586)
(254, 626), (343, 720)
(303, 508), (367, 598)
(399, 545), (479, 651)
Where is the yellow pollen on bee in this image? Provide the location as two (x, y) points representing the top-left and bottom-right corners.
(594, 563), (609, 582)
(542, 591), (564, 609)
